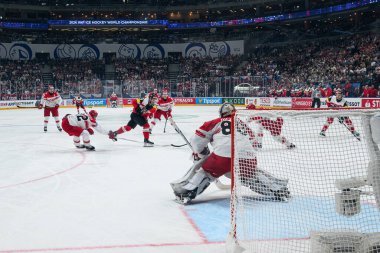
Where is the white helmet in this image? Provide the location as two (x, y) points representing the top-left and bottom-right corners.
(219, 102), (236, 117)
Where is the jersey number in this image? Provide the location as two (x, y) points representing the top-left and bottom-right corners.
(76, 115), (88, 121)
(221, 121), (231, 135)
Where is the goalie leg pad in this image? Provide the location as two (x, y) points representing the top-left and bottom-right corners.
(171, 168), (215, 203)
(243, 168), (290, 201)
(170, 155), (209, 188)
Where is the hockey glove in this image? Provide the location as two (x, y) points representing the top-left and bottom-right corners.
(38, 104), (43, 109)
(55, 104), (59, 108)
(108, 130), (117, 141)
(87, 128), (94, 135)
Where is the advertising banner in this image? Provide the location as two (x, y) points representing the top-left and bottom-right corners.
(223, 97), (245, 105)
(0, 100), (37, 108)
(122, 98), (135, 105)
(272, 97), (292, 108)
(173, 97), (196, 104)
(362, 99), (380, 108)
(196, 97), (223, 105)
(83, 99), (106, 106)
(292, 98), (313, 109)
(0, 40), (243, 60)
(245, 97), (273, 107)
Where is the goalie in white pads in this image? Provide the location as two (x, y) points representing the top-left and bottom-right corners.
(170, 102), (290, 204)
(61, 110), (110, 151)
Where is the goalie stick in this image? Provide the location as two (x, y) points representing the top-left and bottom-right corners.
(169, 117), (230, 190)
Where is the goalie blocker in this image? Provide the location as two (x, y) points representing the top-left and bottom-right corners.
(170, 102), (290, 204)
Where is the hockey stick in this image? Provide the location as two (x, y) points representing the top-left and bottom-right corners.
(169, 117), (230, 190)
(163, 118), (168, 133)
(171, 143), (187, 147)
(340, 119), (361, 141)
(16, 105), (38, 109)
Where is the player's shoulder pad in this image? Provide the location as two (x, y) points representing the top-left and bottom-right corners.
(200, 118), (222, 131)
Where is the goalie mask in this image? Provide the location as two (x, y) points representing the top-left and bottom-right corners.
(219, 102), (236, 117)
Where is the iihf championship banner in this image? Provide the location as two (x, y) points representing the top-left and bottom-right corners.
(0, 41), (244, 60)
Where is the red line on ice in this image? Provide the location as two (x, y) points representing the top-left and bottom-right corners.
(0, 241), (224, 253)
(179, 205), (209, 243)
(0, 151), (86, 190)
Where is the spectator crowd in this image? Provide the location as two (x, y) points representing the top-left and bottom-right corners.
(0, 32), (378, 100)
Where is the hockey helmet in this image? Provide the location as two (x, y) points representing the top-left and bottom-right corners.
(48, 85), (55, 93)
(76, 96), (82, 101)
(162, 89), (169, 96)
(219, 102), (236, 117)
(89, 110), (98, 119)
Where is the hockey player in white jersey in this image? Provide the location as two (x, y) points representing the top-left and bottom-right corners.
(320, 89), (360, 140)
(61, 110), (110, 151)
(170, 102), (290, 204)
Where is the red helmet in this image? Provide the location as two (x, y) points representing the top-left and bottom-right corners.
(162, 89), (169, 95)
(89, 110), (98, 119)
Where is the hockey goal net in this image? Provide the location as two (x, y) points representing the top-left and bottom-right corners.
(227, 109), (380, 253)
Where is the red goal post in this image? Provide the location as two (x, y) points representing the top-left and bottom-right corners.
(228, 108), (380, 253)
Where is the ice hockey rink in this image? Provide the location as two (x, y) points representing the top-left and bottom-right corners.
(0, 106), (379, 253)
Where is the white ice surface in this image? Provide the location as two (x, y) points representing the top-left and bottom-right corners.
(0, 106), (229, 253)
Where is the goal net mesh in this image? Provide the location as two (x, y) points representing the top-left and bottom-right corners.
(228, 109), (380, 253)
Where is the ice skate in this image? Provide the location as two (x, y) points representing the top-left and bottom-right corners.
(85, 145), (95, 151)
(144, 138), (154, 147)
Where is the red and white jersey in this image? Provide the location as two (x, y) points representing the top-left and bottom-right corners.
(72, 97), (84, 106)
(191, 116), (233, 158)
(67, 113), (108, 134)
(41, 91), (62, 108)
(191, 116), (255, 158)
(157, 96), (174, 111)
(110, 94), (118, 101)
(248, 115), (284, 136)
(326, 96), (348, 107)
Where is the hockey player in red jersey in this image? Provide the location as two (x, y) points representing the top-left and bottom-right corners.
(248, 115), (296, 149)
(109, 92), (118, 108)
(72, 96), (87, 114)
(38, 85), (62, 132)
(108, 94), (157, 147)
(170, 102), (290, 204)
(61, 110), (110, 151)
(150, 89), (174, 133)
(246, 101), (256, 110)
(320, 89), (360, 140)
(148, 88), (159, 100)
